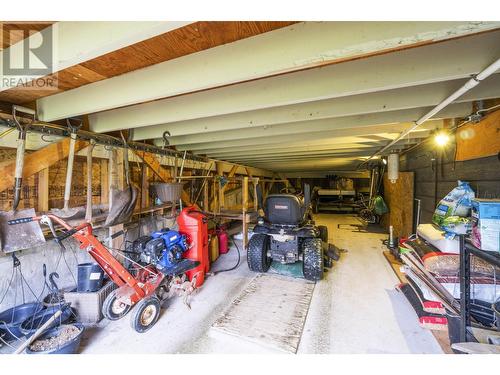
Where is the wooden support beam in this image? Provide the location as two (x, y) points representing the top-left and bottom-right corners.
(203, 180), (209, 211)
(216, 161), (225, 209)
(141, 164), (150, 209)
(100, 159), (109, 205)
(108, 148), (124, 251)
(37, 168), (49, 212)
(242, 176), (249, 249)
(0, 138), (87, 193)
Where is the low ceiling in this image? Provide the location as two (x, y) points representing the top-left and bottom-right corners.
(1, 21), (499, 175)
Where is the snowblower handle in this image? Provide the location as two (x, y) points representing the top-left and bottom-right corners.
(7, 217), (33, 225)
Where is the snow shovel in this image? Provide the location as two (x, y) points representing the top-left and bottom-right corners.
(0, 106), (46, 253)
(103, 134), (138, 227)
(50, 119), (85, 220)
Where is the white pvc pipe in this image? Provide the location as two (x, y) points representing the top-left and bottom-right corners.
(359, 57), (500, 167)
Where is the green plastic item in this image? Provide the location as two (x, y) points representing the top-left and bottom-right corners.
(373, 195), (389, 215)
(399, 245), (411, 255)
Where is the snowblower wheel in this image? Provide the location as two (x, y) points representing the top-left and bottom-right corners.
(318, 225), (328, 243)
(103, 289), (132, 321)
(247, 234), (272, 273)
(130, 296), (161, 333)
(303, 238), (324, 281)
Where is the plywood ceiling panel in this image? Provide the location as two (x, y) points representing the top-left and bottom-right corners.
(0, 21), (296, 104)
(0, 21), (54, 50)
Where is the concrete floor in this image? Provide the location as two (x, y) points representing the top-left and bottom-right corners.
(78, 214), (442, 354)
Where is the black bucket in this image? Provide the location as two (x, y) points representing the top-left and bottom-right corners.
(26, 323), (84, 354)
(0, 302), (44, 342)
(77, 263), (104, 292)
(493, 300), (500, 331)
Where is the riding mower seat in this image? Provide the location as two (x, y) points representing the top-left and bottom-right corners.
(265, 194), (307, 226)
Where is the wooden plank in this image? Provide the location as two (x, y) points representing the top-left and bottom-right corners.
(381, 171), (414, 238)
(383, 251), (407, 283)
(203, 180), (209, 211)
(0, 138), (87, 193)
(216, 161), (225, 209)
(37, 167), (49, 212)
(456, 109), (500, 161)
(108, 148), (124, 251)
(141, 164), (150, 209)
(1, 21), (295, 104)
(211, 274), (315, 353)
(100, 159), (109, 204)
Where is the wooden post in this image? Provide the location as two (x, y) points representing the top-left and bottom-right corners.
(100, 159), (109, 205)
(203, 180), (209, 211)
(109, 149), (124, 251)
(37, 168), (49, 212)
(242, 176), (249, 249)
(141, 164), (150, 209)
(216, 162), (225, 209)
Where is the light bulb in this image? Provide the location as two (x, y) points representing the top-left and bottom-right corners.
(434, 132), (450, 147)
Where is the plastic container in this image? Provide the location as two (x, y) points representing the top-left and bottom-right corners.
(177, 206), (209, 287)
(20, 304), (73, 337)
(26, 323), (84, 354)
(0, 302), (44, 342)
(209, 231), (219, 263)
(77, 263), (104, 292)
(64, 281), (117, 323)
(217, 227), (229, 254)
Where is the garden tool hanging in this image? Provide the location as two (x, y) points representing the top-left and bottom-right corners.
(50, 118), (85, 220)
(103, 132), (138, 227)
(11, 105), (35, 211)
(0, 106), (46, 253)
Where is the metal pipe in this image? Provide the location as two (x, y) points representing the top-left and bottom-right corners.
(358, 57), (500, 169)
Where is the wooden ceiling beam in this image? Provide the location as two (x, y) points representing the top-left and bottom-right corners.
(35, 22), (499, 123)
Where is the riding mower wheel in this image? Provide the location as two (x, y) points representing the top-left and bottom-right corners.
(247, 234), (272, 273)
(130, 296), (161, 333)
(303, 238), (324, 281)
(103, 289), (132, 321)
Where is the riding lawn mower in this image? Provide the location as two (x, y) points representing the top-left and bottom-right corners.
(247, 184), (339, 281)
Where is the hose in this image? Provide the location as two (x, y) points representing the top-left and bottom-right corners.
(210, 236), (241, 275)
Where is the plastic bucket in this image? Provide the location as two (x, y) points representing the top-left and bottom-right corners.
(77, 263), (104, 292)
(0, 302), (44, 342)
(20, 304), (73, 337)
(26, 323), (84, 354)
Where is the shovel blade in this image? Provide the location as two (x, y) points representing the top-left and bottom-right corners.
(0, 208), (46, 253)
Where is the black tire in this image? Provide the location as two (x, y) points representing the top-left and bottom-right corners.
(103, 289), (132, 321)
(318, 225), (328, 243)
(130, 296), (161, 333)
(303, 238), (324, 281)
(247, 234), (272, 273)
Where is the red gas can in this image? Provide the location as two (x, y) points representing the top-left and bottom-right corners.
(177, 206), (209, 287)
(217, 227), (229, 254)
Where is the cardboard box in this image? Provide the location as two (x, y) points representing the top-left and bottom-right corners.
(471, 199), (500, 253)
